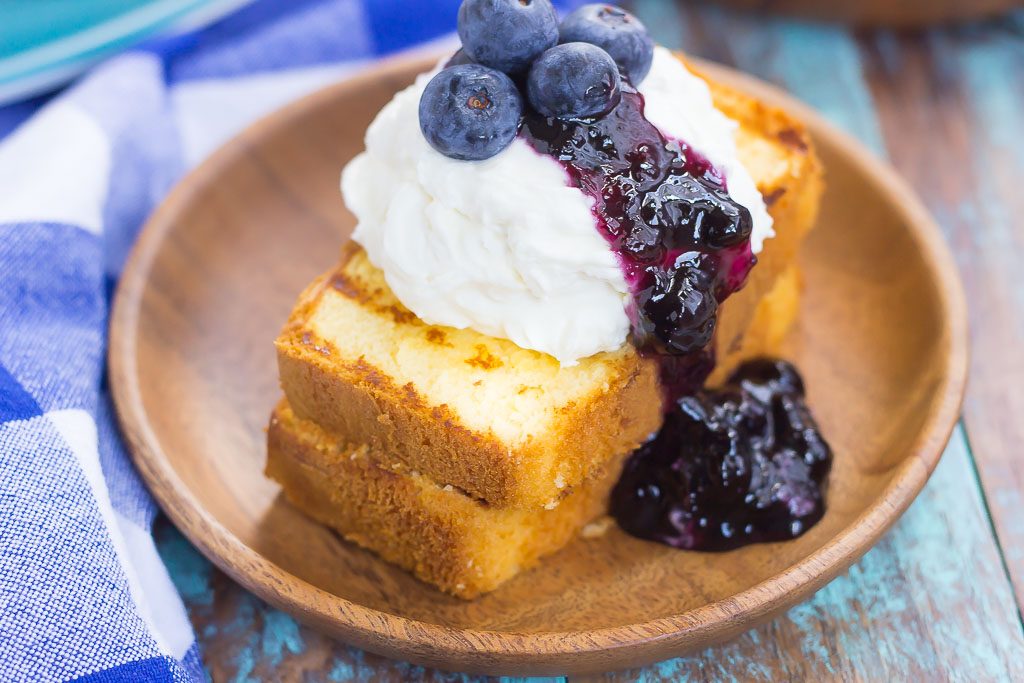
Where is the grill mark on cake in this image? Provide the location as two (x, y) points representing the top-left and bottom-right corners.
(329, 271), (369, 302)
(425, 328), (453, 347)
(777, 127), (809, 152)
(332, 257), (422, 325)
(378, 303), (419, 325)
(281, 273), (335, 336)
(464, 344), (503, 370)
(763, 187), (786, 206)
(726, 331), (744, 354)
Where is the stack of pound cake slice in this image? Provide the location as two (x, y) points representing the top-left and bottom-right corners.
(267, 67), (824, 599)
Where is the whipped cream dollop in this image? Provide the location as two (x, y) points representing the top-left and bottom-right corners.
(341, 47), (772, 365)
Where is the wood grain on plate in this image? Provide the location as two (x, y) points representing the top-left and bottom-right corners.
(708, 0), (1023, 26)
(109, 49), (966, 674)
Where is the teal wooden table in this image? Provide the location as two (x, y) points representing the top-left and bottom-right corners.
(156, 2), (1024, 679)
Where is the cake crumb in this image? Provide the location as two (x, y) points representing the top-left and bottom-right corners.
(581, 516), (614, 539)
(554, 473), (566, 490)
(543, 500), (559, 510)
(442, 484), (454, 492)
(455, 583), (466, 592)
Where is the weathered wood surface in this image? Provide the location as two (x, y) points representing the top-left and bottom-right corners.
(708, 0), (1023, 27)
(154, 3), (1024, 680)
(857, 13), (1024, 614)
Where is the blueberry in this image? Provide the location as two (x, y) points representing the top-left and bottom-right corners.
(527, 42), (622, 119)
(418, 64), (523, 161)
(559, 4), (655, 84)
(457, 0), (559, 74)
(446, 48), (476, 67)
(635, 253), (718, 355)
(703, 201), (752, 250)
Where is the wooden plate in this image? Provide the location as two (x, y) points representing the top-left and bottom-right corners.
(709, 0), (1021, 26)
(109, 55), (967, 675)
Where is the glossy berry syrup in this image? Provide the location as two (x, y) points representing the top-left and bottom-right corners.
(611, 359), (833, 551)
(516, 77), (832, 550)
(519, 82), (755, 401)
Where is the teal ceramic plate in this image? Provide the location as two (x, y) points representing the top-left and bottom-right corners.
(0, 0), (252, 104)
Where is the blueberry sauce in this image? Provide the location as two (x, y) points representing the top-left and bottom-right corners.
(518, 82), (755, 401)
(610, 359), (833, 551)
(441, 55), (832, 551)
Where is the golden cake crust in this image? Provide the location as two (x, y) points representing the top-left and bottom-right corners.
(266, 400), (624, 598)
(277, 258), (661, 509)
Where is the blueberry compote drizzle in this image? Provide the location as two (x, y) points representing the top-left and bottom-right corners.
(514, 74), (832, 550)
(519, 82), (756, 402)
(611, 359), (833, 551)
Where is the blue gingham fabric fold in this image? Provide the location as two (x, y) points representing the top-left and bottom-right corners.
(0, 1), (579, 680)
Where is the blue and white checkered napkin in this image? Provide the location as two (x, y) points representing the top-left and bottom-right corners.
(0, 1), (579, 679)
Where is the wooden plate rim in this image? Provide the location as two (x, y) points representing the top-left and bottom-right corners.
(108, 54), (969, 665)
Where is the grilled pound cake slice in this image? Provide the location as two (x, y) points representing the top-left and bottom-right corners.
(276, 63), (822, 510)
(278, 245), (661, 510)
(267, 400), (624, 599)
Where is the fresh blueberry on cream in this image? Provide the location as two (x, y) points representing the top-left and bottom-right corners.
(457, 0), (559, 74)
(419, 64), (523, 161)
(527, 42), (622, 119)
(559, 4), (655, 84)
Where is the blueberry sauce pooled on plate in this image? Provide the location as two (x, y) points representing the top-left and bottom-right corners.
(520, 82), (755, 400)
(611, 359), (833, 550)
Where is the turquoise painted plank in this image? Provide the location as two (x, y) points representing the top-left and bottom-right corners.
(158, 520), (567, 682)
(946, 20), (1024, 607)
(582, 432), (1023, 683)
(637, 1), (887, 152)
(860, 10), (1024, 613)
